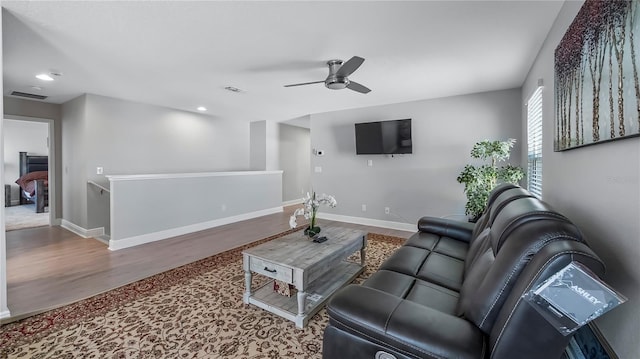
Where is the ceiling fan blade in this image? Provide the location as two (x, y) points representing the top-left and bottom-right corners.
(284, 80), (325, 87)
(336, 56), (365, 77)
(347, 81), (371, 94)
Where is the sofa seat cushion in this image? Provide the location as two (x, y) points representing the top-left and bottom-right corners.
(379, 246), (430, 276)
(405, 279), (460, 314)
(380, 246), (466, 292)
(404, 231), (439, 250)
(405, 232), (470, 260)
(327, 285), (486, 359)
(364, 270), (460, 315)
(416, 252), (465, 291)
(433, 236), (469, 260)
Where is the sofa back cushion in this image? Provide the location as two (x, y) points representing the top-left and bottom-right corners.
(486, 188), (535, 228)
(465, 188), (535, 272)
(469, 183), (518, 241)
(488, 197), (570, 255)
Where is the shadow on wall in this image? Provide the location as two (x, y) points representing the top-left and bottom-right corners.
(87, 183), (111, 235)
(331, 123), (356, 154)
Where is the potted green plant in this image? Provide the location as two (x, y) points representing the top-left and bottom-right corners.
(456, 139), (525, 221)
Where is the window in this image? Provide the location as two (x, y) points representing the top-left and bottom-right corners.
(527, 86), (543, 198)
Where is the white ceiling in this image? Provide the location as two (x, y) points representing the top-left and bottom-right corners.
(2, 1), (564, 123)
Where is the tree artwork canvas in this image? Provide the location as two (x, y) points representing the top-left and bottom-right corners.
(555, 0), (640, 151)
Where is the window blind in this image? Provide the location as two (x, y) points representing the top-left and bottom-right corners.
(527, 86), (543, 198)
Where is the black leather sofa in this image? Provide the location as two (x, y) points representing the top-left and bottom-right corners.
(323, 184), (606, 359)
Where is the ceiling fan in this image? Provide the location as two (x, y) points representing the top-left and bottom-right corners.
(284, 56), (371, 94)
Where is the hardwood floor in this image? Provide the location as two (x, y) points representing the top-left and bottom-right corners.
(4, 206), (413, 323)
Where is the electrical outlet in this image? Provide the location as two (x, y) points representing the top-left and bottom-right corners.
(385, 207), (390, 215)
(361, 204), (367, 212)
(96, 167), (103, 175)
(367, 159), (373, 167)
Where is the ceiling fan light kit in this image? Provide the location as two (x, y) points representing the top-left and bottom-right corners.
(285, 56), (371, 94)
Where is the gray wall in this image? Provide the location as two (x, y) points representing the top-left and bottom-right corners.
(62, 93), (250, 230)
(2, 119), (48, 203)
(278, 123), (311, 202)
(522, 1), (639, 357)
(250, 120), (280, 171)
(109, 171), (282, 249)
(265, 121), (280, 171)
(61, 95), (89, 228)
(250, 121), (266, 170)
(4, 96), (63, 216)
(3, 96), (62, 120)
(310, 88), (522, 225)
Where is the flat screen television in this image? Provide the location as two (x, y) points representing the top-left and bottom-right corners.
(354, 119), (412, 155)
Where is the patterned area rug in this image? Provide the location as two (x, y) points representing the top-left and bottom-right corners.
(0, 229), (405, 358)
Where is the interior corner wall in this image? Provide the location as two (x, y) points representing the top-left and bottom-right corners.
(250, 121), (267, 170)
(310, 88), (522, 225)
(278, 123), (310, 202)
(522, 1), (639, 357)
(4, 96), (63, 216)
(265, 121), (280, 171)
(250, 120), (280, 171)
(62, 95), (89, 229)
(62, 93), (251, 231)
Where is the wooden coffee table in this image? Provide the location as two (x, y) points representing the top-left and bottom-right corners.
(242, 226), (366, 328)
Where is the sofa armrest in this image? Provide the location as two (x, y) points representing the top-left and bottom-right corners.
(418, 216), (475, 242)
(327, 285), (486, 359)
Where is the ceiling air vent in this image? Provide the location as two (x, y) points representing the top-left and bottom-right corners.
(10, 91), (48, 100)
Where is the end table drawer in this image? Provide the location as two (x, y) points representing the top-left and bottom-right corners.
(250, 258), (292, 283)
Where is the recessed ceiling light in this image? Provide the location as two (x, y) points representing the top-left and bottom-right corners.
(224, 86), (242, 93)
(197, 106), (207, 112)
(30, 86), (43, 91)
(36, 74), (54, 81)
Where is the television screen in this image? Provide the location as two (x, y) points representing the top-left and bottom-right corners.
(355, 119), (412, 155)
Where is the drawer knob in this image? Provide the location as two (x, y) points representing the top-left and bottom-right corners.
(264, 267), (277, 273)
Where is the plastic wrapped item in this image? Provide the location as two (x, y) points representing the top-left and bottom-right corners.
(523, 262), (626, 335)
(273, 279), (295, 297)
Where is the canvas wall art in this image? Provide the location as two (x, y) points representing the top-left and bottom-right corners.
(555, 0), (640, 151)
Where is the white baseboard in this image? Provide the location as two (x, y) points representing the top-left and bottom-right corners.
(0, 309), (11, 320)
(94, 235), (110, 245)
(317, 213), (416, 232)
(109, 206), (284, 251)
(282, 198), (303, 206)
(60, 219), (105, 239)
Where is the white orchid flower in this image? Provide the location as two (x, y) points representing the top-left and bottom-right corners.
(289, 191), (337, 229)
(289, 215), (298, 228)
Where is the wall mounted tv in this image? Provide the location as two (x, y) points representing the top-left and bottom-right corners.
(354, 119), (412, 155)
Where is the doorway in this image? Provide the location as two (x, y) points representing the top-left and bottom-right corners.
(3, 117), (52, 231)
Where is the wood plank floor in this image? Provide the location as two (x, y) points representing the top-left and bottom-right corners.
(4, 206), (413, 323)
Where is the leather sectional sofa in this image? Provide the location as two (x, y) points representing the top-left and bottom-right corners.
(323, 184), (606, 359)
